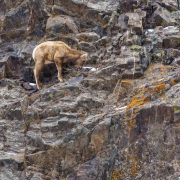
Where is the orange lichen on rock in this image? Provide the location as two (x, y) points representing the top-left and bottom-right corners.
(112, 171), (122, 180)
(129, 155), (141, 177)
(65, 90), (71, 96)
(111, 155), (141, 180)
(154, 83), (165, 92)
(171, 80), (177, 86)
(128, 118), (136, 131)
(127, 89), (150, 109)
(127, 83), (166, 110)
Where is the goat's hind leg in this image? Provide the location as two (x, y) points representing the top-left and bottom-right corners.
(34, 59), (44, 90)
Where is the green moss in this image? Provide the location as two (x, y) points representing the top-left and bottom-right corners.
(109, 17), (114, 22)
(103, 24), (108, 29)
(158, 90), (163, 96)
(174, 107), (180, 113)
(49, 94), (54, 99)
(113, 10), (118, 15)
(130, 45), (142, 51)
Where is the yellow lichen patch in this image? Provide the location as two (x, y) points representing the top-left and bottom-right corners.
(171, 80), (177, 86)
(160, 70), (167, 76)
(121, 79), (134, 83)
(161, 94), (166, 100)
(30, 121), (36, 125)
(130, 45), (142, 51)
(129, 118), (136, 129)
(127, 91), (150, 109)
(112, 171), (122, 180)
(49, 94), (54, 99)
(112, 154), (141, 179)
(127, 83), (166, 110)
(79, 113), (86, 117)
(103, 24), (108, 28)
(21, 124), (27, 132)
(65, 90), (71, 96)
(128, 154), (141, 177)
(144, 64), (168, 78)
(174, 107), (180, 113)
(133, 109), (139, 114)
(154, 84), (165, 92)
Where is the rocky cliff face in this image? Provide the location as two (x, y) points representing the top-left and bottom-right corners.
(1, 0), (180, 179)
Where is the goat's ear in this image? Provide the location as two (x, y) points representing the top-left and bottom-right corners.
(80, 54), (88, 59)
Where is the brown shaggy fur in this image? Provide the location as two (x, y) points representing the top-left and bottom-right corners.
(32, 41), (88, 90)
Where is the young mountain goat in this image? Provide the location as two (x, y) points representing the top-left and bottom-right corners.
(32, 41), (88, 90)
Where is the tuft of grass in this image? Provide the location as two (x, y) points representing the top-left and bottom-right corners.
(49, 94), (54, 99)
(130, 45), (142, 51)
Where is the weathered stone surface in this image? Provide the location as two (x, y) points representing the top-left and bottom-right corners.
(151, 3), (176, 28)
(125, 12), (145, 35)
(0, 65), (6, 79)
(54, 0), (119, 13)
(1, 0), (180, 179)
(1, 1), (30, 31)
(0, 0), (48, 40)
(76, 32), (100, 42)
(46, 15), (78, 34)
(119, 0), (142, 12)
(2, 55), (25, 78)
(158, 0), (178, 12)
(78, 41), (97, 53)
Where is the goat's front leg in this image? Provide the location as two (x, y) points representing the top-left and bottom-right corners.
(54, 58), (63, 82)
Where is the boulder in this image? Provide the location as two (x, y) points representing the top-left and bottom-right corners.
(0, 65), (5, 79)
(0, 54), (34, 81)
(78, 41), (96, 53)
(119, 0), (137, 12)
(46, 15), (78, 34)
(76, 32), (100, 42)
(151, 3), (176, 28)
(2, 55), (25, 78)
(125, 12), (146, 35)
(157, 0), (179, 12)
(54, 0), (119, 14)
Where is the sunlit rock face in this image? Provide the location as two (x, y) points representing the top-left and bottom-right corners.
(1, 0), (180, 179)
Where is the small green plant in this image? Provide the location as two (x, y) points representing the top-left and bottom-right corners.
(49, 94), (54, 99)
(130, 45), (141, 51)
(113, 10), (118, 15)
(103, 24), (108, 29)
(158, 90), (163, 96)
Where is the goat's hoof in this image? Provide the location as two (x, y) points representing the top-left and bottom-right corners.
(37, 83), (42, 90)
(59, 78), (64, 82)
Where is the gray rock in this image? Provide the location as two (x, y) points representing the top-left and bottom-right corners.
(76, 32), (100, 42)
(0, 65), (6, 79)
(46, 15), (78, 34)
(125, 12), (145, 35)
(1, 0), (180, 179)
(78, 41), (97, 53)
(151, 3), (176, 28)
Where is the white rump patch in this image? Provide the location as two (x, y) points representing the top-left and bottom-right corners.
(32, 45), (39, 60)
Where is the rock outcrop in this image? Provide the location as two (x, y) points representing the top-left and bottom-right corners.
(1, 0), (180, 179)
